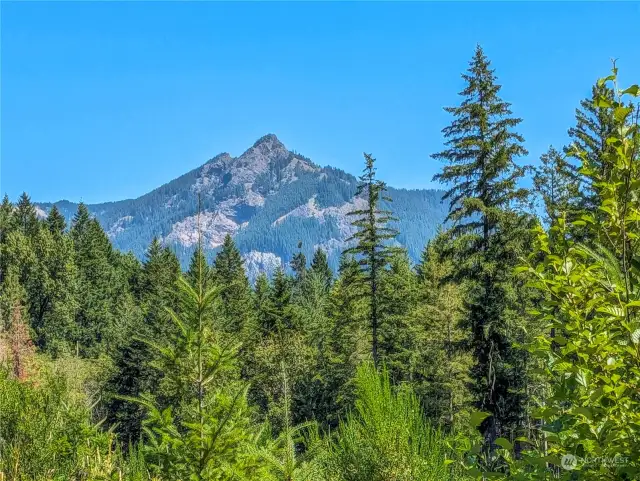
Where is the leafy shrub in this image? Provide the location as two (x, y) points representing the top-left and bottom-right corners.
(318, 363), (457, 481)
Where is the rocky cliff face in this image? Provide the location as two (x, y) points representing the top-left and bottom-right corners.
(36, 134), (448, 279)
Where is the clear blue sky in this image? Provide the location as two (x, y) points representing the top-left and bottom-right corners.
(2, 1), (639, 204)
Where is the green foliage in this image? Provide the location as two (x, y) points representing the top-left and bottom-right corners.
(5, 47), (639, 481)
(212, 234), (254, 335)
(565, 82), (618, 213)
(318, 363), (456, 481)
(533, 146), (580, 226)
(132, 254), (266, 480)
(448, 64), (640, 481)
(519, 67), (640, 480)
(432, 45), (535, 444)
(249, 363), (320, 481)
(412, 231), (473, 431)
(310, 248), (332, 290)
(0, 360), (139, 481)
(378, 249), (418, 383)
(345, 153), (399, 368)
(71, 205), (140, 357)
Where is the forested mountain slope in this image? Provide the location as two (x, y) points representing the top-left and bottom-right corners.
(35, 134), (447, 277)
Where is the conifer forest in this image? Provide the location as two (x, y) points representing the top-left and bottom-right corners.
(1, 46), (640, 480)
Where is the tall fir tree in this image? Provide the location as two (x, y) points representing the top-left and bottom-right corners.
(212, 234), (253, 335)
(432, 45), (532, 444)
(70, 205), (137, 356)
(310, 247), (333, 290)
(533, 146), (579, 226)
(253, 272), (272, 337)
(413, 232), (472, 431)
(105, 237), (179, 441)
(0, 195), (15, 289)
(266, 267), (296, 334)
(132, 234), (266, 480)
(28, 223), (78, 354)
(290, 241), (308, 286)
(46, 205), (67, 236)
(70, 203), (91, 242)
(345, 153), (399, 368)
(186, 244), (212, 291)
(15, 193), (39, 237)
(565, 83), (617, 211)
(377, 249), (418, 384)
(318, 254), (369, 428)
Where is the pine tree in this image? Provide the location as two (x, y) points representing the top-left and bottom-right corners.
(46, 205), (67, 236)
(345, 153), (399, 368)
(290, 241), (307, 285)
(253, 273), (272, 336)
(320, 254), (369, 427)
(413, 233), (472, 431)
(70, 206), (134, 356)
(431, 45), (531, 444)
(565, 83), (617, 211)
(267, 267), (295, 334)
(212, 234), (253, 335)
(15, 192), (39, 237)
(70, 203), (91, 242)
(138, 238), (181, 341)
(0, 196), (15, 290)
(310, 247), (333, 290)
(131, 240), (266, 480)
(105, 237), (179, 441)
(28, 224), (78, 354)
(533, 146), (578, 226)
(377, 249), (418, 384)
(187, 244), (212, 291)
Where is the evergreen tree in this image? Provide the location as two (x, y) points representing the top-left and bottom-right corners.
(105, 238), (179, 441)
(310, 247), (333, 290)
(15, 193), (39, 238)
(267, 267), (296, 334)
(378, 249), (418, 384)
(320, 254), (369, 427)
(290, 268), (335, 428)
(431, 45), (531, 444)
(186, 244), (212, 291)
(413, 233), (472, 431)
(70, 203), (91, 241)
(70, 206), (136, 357)
(290, 241), (308, 285)
(138, 238), (181, 336)
(28, 225), (78, 354)
(0, 196), (15, 294)
(46, 205), (67, 236)
(253, 273), (272, 337)
(212, 234), (253, 335)
(132, 243), (266, 480)
(533, 146), (578, 226)
(565, 83), (617, 211)
(250, 267), (316, 431)
(345, 153), (399, 368)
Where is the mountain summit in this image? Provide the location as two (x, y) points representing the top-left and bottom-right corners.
(36, 135), (447, 279)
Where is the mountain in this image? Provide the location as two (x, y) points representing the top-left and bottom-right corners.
(35, 134), (448, 279)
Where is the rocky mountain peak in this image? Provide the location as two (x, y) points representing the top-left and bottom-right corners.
(239, 133), (289, 166)
(252, 133), (283, 149)
(35, 133), (448, 282)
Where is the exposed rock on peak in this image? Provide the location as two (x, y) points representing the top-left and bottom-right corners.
(35, 133), (448, 281)
(252, 133), (283, 149)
